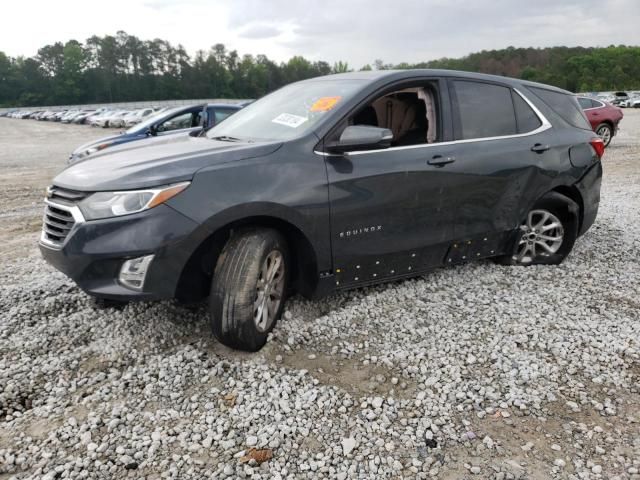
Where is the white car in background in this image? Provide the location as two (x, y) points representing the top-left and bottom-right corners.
(88, 110), (113, 127)
(94, 110), (127, 128)
(620, 97), (640, 108)
(108, 111), (132, 129)
(123, 108), (155, 128)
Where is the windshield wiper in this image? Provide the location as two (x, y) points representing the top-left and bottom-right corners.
(211, 135), (244, 142)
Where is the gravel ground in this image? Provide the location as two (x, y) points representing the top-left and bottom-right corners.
(0, 114), (639, 479)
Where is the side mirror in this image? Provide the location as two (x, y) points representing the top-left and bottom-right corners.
(189, 128), (204, 137)
(327, 125), (393, 153)
(147, 125), (157, 136)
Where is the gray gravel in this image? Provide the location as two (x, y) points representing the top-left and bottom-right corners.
(0, 114), (639, 479)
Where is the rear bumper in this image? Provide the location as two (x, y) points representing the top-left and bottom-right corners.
(39, 204), (203, 301)
(575, 161), (602, 236)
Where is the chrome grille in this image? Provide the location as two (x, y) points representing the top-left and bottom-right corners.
(47, 185), (89, 204)
(41, 186), (87, 248)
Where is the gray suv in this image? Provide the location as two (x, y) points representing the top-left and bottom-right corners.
(40, 70), (604, 351)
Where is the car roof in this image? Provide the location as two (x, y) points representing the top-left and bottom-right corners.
(302, 69), (572, 94)
(206, 102), (245, 109)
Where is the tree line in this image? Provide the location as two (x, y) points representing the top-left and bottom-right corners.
(1, 31), (639, 107)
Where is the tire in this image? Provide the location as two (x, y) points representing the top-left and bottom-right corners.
(497, 192), (579, 266)
(595, 123), (613, 147)
(209, 228), (289, 352)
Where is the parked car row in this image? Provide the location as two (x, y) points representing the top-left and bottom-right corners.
(3, 106), (164, 127)
(618, 97), (640, 108)
(586, 91), (640, 108)
(2, 102), (251, 162)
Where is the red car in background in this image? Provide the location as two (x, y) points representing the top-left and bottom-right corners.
(577, 96), (623, 147)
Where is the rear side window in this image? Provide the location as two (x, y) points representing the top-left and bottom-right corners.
(452, 80), (517, 140)
(577, 97), (595, 109)
(512, 92), (542, 133)
(214, 108), (236, 123)
(530, 87), (591, 130)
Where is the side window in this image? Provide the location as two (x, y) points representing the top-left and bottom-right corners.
(452, 80), (516, 140)
(346, 83), (440, 147)
(529, 87), (591, 130)
(577, 97), (593, 109)
(158, 112), (193, 132)
(512, 91), (542, 133)
(214, 108), (236, 124)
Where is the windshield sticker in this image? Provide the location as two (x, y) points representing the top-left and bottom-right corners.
(272, 113), (308, 128)
(310, 96), (342, 112)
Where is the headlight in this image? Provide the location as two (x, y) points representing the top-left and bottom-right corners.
(78, 182), (190, 220)
(85, 143), (112, 156)
(72, 143), (112, 161)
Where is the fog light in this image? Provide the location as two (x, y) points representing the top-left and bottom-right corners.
(119, 255), (154, 290)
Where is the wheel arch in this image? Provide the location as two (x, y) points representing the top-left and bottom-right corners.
(174, 214), (321, 303)
(549, 185), (584, 231)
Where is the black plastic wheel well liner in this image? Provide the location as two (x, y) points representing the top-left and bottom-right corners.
(550, 185), (583, 232)
(175, 216), (318, 303)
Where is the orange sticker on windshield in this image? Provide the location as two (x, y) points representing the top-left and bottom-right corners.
(310, 96), (342, 112)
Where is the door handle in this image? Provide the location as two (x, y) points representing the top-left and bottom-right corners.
(428, 155), (456, 167)
(531, 143), (550, 153)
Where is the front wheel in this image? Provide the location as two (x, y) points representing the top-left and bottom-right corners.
(209, 228), (289, 351)
(595, 123), (613, 147)
(498, 192), (579, 266)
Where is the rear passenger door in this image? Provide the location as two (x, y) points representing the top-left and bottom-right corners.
(443, 79), (555, 253)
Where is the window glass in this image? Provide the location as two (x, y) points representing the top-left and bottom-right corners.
(345, 86), (438, 146)
(577, 97), (596, 109)
(159, 112), (193, 132)
(529, 87), (591, 130)
(207, 79), (365, 141)
(513, 92), (542, 133)
(126, 106), (196, 134)
(214, 109), (236, 124)
(453, 81), (517, 139)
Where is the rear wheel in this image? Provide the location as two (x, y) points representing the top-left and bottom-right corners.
(498, 192), (579, 266)
(595, 123), (613, 147)
(209, 228), (289, 351)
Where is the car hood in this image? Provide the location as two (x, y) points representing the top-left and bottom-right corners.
(55, 135), (283, 191)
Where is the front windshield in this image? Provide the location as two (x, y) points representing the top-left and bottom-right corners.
(126, 106), (196, 134)
(206, 79), (365, 142)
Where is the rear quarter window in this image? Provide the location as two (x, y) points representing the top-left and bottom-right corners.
(512, 91), (542, 133)
(530, 87), (592, 130)
(577, 97), (594, 109)
(452, 80), (517, 140)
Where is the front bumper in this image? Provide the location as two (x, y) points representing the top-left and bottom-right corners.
(39, 204), (202, 301)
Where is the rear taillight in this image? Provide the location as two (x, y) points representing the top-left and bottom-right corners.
(590, 137), (605, 159)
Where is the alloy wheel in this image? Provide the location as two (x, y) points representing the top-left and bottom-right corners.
(515, 209), (564, 264)
(597, 125), (611, 146)
(253, 250), (285, 332)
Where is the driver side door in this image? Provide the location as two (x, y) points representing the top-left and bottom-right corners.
(323, 78), (460, 288)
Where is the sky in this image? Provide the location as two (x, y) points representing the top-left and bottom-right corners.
(2, 0), (640, 67)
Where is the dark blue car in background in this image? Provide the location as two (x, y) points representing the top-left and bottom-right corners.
(69, 102), (249, 163)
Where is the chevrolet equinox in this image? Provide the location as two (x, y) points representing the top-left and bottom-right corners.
(40, 70), (604, 351)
